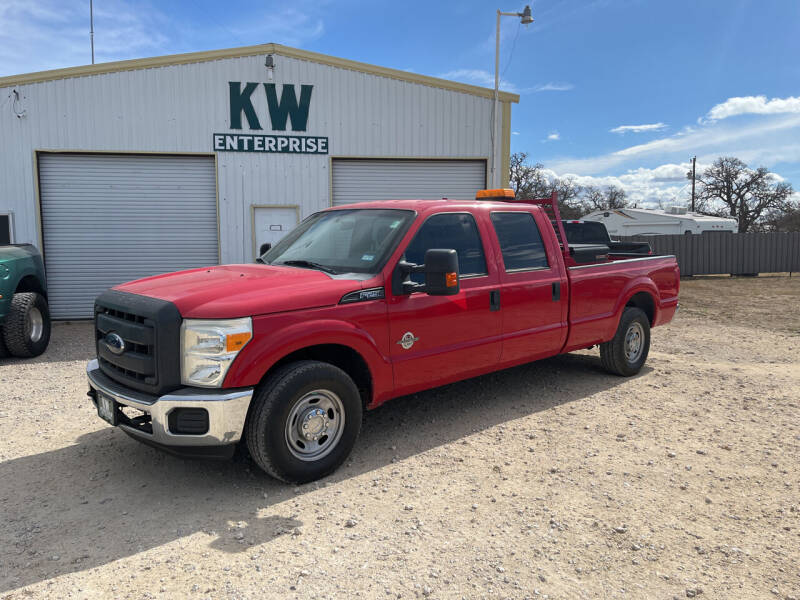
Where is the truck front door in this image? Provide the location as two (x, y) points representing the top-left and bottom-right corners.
(387, 212), (502, 396)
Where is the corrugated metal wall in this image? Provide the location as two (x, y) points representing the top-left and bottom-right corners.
(621, 233), (800, 276)
(39, 153), (218, 319)
(0, 53), (500, 264)
(331, 159), (486, 205)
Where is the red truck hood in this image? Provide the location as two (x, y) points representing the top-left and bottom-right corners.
(113, 264), (366, 319)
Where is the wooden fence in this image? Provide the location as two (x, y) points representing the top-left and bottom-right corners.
(619, 232), (800, 276)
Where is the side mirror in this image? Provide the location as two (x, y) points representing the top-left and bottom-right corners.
(259, 242), (272, 255)
(392, 249), (460, 296)
(423, 249), (459, 295)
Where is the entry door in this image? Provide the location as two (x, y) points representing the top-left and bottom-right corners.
(253, 206), (299, 258)
(489, 211), (568, 363)
(387, 212), (502, 396)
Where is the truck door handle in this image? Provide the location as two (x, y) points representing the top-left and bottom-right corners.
(552, 282), (561, 301)
(490, 290), (501, 311)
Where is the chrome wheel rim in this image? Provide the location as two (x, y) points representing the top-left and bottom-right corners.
(27, 307), (44, 343)
(624, 321), (644, 363)
(284, 389), (345, 461)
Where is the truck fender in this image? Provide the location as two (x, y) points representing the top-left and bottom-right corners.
(223, 318), (392, 404)
(608, 279), (660, 337)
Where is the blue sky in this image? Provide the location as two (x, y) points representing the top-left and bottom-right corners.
(2, 0), (799, 206)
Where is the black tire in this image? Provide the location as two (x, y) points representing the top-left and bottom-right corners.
(0, 326), (9, 358)
(599, 306), (650, 376)
(3, 292), (51, 358)
(245, 360), (362, 483)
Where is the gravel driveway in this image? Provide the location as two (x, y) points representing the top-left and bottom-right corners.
(1, 276), (798, 599)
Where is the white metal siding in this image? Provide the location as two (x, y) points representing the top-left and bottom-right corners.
(0, 52), (499, 264)
(39, 154), (218, 319)
(332, 159), (486, 206)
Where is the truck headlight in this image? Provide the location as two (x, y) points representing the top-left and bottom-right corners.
(181, 318), (253, 387)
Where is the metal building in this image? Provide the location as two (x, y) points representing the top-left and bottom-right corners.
(0, 43), (518, 319)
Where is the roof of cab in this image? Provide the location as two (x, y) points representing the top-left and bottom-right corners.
(327, 199), (540, 214)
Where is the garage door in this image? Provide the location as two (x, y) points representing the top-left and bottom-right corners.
(331, 159), (486, 206)
(39, 154), (218, 319)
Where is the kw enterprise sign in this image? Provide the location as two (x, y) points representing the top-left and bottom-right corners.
(213, 82), (328, 154)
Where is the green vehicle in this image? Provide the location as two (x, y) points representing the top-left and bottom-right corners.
(0, 244), (51, 358)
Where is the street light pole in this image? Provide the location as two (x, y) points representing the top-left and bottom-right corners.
(492, 6), (533, 188)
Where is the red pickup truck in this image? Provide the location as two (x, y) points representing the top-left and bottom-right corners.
(87, 191), (679, 483)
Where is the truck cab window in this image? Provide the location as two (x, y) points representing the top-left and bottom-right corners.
(491, 212), (549, 271)
(404, 213), (487, 281)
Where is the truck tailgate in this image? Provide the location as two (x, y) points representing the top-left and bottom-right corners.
(563, 255), (679, 352)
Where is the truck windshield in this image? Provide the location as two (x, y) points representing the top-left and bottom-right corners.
(261, 209), (415, 274)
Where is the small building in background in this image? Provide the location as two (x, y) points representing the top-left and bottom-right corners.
(582, 206), (737, 236)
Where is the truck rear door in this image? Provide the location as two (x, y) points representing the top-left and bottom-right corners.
(487, 209), (568, 363)
(387, 212), (502, 395)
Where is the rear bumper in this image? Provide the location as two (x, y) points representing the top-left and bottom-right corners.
(86, 359), (253, 452)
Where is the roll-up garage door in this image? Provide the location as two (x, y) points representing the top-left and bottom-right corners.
(39, 153), (218, 319)
(331, 159), (486, 206)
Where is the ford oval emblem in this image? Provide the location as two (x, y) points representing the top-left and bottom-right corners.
(104, 332), (126, 355)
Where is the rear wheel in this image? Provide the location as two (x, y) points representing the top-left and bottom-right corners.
(246, 360), (362, 483)
(3, 292), (51, 358)
(600, 306), (650, 376)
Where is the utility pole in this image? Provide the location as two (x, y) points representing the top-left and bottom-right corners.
(690, 156), (696, 212)
(90, 0), (95, 65)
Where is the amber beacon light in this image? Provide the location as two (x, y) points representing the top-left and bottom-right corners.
(476, 188), (516, 201)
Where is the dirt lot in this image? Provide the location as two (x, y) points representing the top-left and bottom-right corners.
(1, 276), (799, 599)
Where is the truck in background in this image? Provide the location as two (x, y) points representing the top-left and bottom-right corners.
(0, 244), (51, 358)
(582, 206), (737, 236)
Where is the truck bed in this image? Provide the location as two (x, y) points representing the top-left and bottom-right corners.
(564, 255), (680, 352)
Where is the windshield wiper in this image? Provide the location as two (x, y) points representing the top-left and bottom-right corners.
(277, 260), (339, 274)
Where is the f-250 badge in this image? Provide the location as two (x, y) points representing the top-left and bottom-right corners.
(397, 331), (419, 350)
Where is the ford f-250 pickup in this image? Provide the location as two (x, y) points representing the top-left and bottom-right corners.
(86, 190), (679, 483)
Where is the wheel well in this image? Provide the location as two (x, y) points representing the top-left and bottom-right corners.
(16, 275), (46, 299)
(267, 344), (373, 408)
(626, 292), (655, 325)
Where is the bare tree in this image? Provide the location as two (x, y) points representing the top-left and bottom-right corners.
(508, 152), (583, 218)
(581, 185), (629, 211)
(693, 157), (794, 233)
(763, 205), (800, 232)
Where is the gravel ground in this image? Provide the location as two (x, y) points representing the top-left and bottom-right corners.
(1, 276), (799, 599)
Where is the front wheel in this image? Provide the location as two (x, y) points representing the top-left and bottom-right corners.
(245, 360), (362, 483)
(599, 307), (650, 376)
(3, 292), (51, 358)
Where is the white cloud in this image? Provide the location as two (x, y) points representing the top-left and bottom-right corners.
(437, 69), (517, 92)
(610, 123), (667, 134)
(512, 131), (520, 135)
(0, 0), (168, 75)
(530, 82), (574, 92)
(0, 0), (327, 77)
(705, 95), (800, 122)
(546, 132), (560, 141)
(545, 162), (700, 209)
(549, 113), (800, 174)
(436, 70), (573, 95)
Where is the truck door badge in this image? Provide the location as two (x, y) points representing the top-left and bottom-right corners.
(397, 332), (419, 350)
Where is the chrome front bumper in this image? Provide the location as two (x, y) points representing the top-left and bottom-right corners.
(86, 359), (253, 448)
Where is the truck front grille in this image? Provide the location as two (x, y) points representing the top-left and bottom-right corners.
(94, 290), (183, 396)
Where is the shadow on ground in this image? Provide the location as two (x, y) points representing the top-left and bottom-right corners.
(1, 351), (643, 592)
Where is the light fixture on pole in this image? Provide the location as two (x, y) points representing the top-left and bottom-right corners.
(492, 5), (533, 188)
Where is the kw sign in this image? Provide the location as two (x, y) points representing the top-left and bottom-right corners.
(213, 82), (328, 154)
